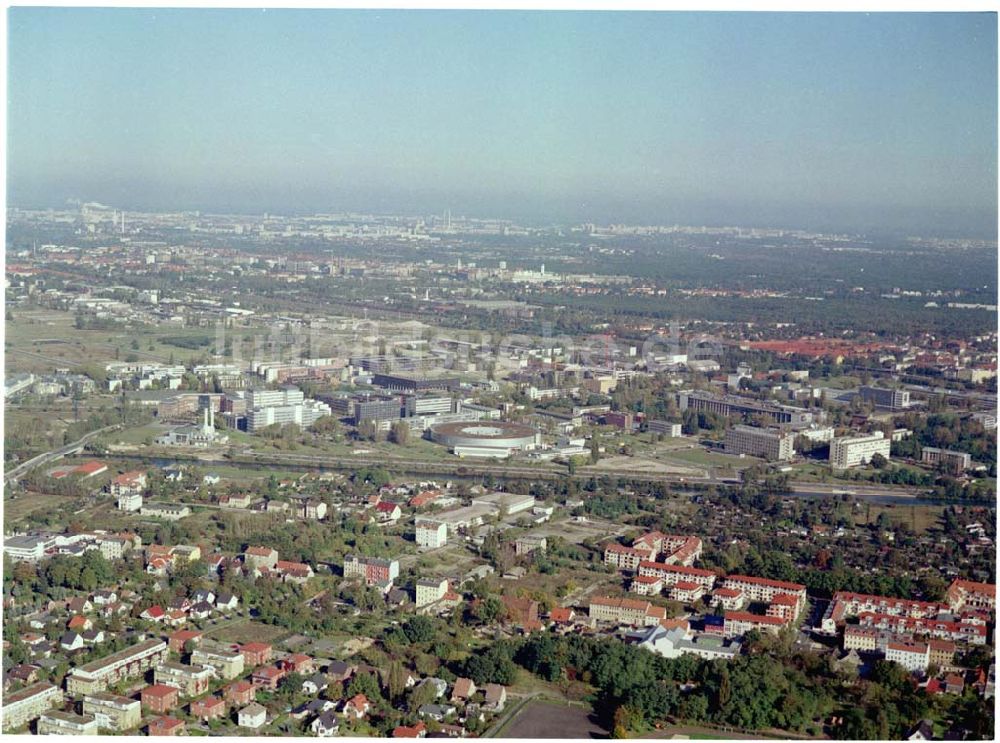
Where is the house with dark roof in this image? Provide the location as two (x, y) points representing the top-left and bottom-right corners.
(310, 710), (340, 737)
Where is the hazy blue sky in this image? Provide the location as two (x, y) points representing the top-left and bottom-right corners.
(7, 9), (998, 236)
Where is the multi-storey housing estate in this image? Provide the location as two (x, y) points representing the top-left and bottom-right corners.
(857, 611), (987, 645)
(109, 470), (146, 497)
(191, 645), (245, 680)
(154, 662), (213, 697)
(343, 555), (400, 585)
(82, 692), (142, 731)
(677, 390), (814, 426)
(415, 518), (448, 549)
(859, 385), (910, 410)
(2, 682), (63, 731)
(921, 447), (972, 474)
(843, 625), (880, 652)
(415, 578), (449, 608)
(711, 587), (746, 612)
(588, 596), (667, 627)
(829, 431), (891, 468)
(722, 575), (807, 616)
(820, 591), (948, 633)
(630, 574), (664, 596)
(37, 710), (99, 735)
(723, 611), (787, 637)
(65, 639), (169, 695)
(638, 562), (717, 589)
(886, 641), (930, 672)
(946, 579), (996, 612)
(725, 425), (795, 461)
(670, 581), (706, 603)
(604, 543), (654, 571)
(631, 533), (704, 566)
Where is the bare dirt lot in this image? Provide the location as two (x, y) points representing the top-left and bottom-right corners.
(500, 700), (609, 739)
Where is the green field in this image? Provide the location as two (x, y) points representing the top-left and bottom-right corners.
(205, 619), (290, 645)
(4, 492), (79, 522)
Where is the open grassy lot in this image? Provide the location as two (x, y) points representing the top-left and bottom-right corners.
(659, 447), (751, 471)
(5, 308), (276, 374)
(205, 619), (290, 645)
(854, 502), (943, 534)
(4, 491), (80, 522)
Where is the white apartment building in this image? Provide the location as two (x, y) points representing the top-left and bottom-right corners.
(829, 431), (891, 469)
(638, 562), (717, 589)
(2, 682), (63, 731)
(190, 646), (245, 680)
(588, 597), (665, 627)
(117, 492), (143, 512)
(246, 388), (305, 408)
(604, 543), (654, 571)
(65, 639), (169, 695)
(722, 575), (807, 614)
(886, 641), (930, 673)
(246, 399), (331, 432)
(648, 420), (682, 437)
(37, 710), (99, 735)
(415, 518), (448, 549)
(725, 425), (795, 461)
(415, 578), (449, 607)
(82, 692), (142, 731)
(154, 661), (213, 697)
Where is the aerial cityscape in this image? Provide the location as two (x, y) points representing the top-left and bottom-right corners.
(2, 7), (997, 742)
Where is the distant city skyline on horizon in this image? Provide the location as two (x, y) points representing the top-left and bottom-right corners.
(6, 8), (998, 238)
(9, 199), (998, 241)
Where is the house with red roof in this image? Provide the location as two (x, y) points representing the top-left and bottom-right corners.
(243, 546), (279, 571)
(669, 580), (705, 603)
(168, 629), (203, 653)
(148, 716), (185, 736)
(109, 470), (147, 496)
(279, 653), (315, 674)
(251, 665), (286, 690)
(711, 587), (745, 612)
(451, 678), (476, 703)
(342, 693), (370, 719)
(275, 560), (314, 584)
(946, 579), (996, 613)
(67, 615), (92, 632)
(375, 501), (402, 524)
(190, 696), (226, 721)
(409, 490), (440, 508)
(548, 607), (576, 624)
(141, 605), (166, 622)
(944, 673), (966, 695)
(141, 684), (180, 714)
(240, 642), (272, 667)
(224, 679), (256, 707)
(393, 722), (428, 737)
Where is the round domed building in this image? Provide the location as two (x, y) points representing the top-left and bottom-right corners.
(429, 421), (541, 458)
